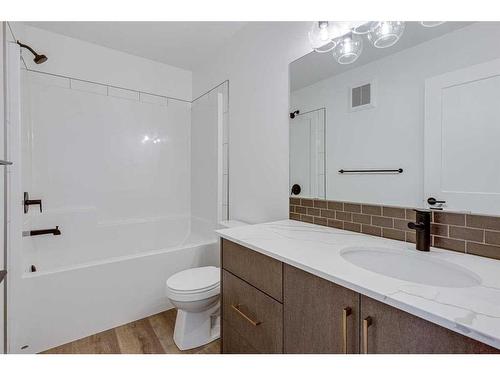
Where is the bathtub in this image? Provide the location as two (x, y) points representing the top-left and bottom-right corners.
(9, 216), (219, 354)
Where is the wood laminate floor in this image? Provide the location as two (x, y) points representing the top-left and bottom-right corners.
(42, 309), (220, 354)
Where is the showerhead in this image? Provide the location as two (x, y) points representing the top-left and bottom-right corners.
(34, 54), (48, 64)
(16, 41), (48, 65)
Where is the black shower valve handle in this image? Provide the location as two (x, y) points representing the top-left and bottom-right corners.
(23, 192), (43, 214)
(291, 184), (301, 195)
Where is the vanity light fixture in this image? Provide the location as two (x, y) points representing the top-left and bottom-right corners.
(309, 21), (445, 64)
(332, 33), (363, 64)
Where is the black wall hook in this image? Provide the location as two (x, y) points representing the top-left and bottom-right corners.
(290, 110), (300, 119)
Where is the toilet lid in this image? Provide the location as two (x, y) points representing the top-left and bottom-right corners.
(167, 266), (220, 293)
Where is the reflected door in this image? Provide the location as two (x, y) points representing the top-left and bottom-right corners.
(425, 58), (500, 214)
(289, 108), (325, 199)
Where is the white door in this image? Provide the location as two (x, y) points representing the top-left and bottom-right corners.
(425, 58), (500, 215)
(289, 109), (325, 199)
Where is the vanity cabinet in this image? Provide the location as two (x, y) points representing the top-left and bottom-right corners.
(221, 239), (499, 354)
(283, 264), (359, 353)
(360, 295), (499, 354)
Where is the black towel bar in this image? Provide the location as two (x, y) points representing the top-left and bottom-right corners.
(339, 168), (403, 174)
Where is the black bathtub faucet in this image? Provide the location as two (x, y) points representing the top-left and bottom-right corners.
(26, 226), (61, 237)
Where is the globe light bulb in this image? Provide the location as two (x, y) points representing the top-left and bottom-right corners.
(308, 21), (336, 53)
(332, 33), (363, 65)
(318, 21), (330, 41)
(367, 21), (405, 48)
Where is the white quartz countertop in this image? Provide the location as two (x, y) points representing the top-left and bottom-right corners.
(216, 219), (500, 349)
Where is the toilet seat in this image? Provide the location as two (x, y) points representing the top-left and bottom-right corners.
(166, 266), (220, 302)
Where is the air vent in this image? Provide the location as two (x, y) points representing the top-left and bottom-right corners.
(350, 82), (374, 111)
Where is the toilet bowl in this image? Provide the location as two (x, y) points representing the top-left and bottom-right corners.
(166, 266), (220, 350)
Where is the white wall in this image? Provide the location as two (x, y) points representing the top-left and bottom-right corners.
(191, 83), (229, 235)
(291, 22), (500, 208)
(192, 22), (311, 224)
(9, 23), (192, 101)
(191, 94), (218, 229)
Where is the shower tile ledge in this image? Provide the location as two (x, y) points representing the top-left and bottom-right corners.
(216, 219), (500, 349)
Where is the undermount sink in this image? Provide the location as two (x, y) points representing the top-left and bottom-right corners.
(341, 247), (481, 288)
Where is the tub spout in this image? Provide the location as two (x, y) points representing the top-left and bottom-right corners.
(24, 226), (61, 237)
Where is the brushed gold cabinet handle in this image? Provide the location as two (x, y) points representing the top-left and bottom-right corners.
(363, 317), (372, 354)
(342, 307), (352, 354)
(231, 304), (262, 326)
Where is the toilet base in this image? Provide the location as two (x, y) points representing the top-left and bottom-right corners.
(173, 301), (220, 351)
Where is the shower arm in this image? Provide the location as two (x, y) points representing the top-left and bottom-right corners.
(16, 40), (48, 64)
(16, 41), (38, 56)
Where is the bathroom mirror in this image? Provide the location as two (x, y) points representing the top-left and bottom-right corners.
(289, 22), (500, 215)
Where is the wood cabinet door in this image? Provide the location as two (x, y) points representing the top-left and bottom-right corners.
(222, 270), (283, 353)
(360, 295), (499, 354)
(283, 264), (360, 354)
(222, 240), (283, 302)
(222, 322), (260, 354)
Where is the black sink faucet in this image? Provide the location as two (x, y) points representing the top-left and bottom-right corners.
(407, 209), (431, 251)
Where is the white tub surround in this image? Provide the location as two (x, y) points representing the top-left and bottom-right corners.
(5, 33), (228, 353)
(216, 219), (500, 349)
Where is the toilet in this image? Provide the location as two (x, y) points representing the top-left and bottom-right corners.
(166, 266), (221, 350)
(166, 220), (248, 350)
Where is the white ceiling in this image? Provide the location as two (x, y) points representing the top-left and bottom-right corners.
(25, 21), (247, 71)
(291, 22), (474, 91)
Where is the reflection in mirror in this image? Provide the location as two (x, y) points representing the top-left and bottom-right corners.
(290, 22), (500, 215)
(289, 108), (326, 199)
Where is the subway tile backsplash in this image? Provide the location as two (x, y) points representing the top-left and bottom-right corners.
(290, 197), (500, 261)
